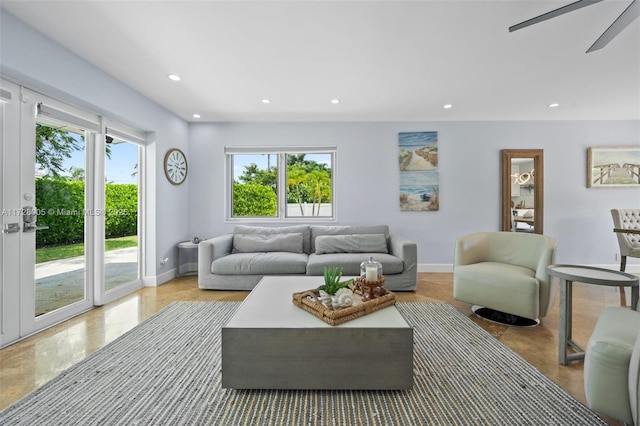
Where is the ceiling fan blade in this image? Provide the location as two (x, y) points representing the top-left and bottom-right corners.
(509, 0), (604, 32)
(587, 0), (639, 52)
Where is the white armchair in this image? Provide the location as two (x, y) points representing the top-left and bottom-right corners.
(453, 231), (556, 322)
(584, 306), (640, 425)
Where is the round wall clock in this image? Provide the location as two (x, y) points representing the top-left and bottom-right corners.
(164, 148), (188, 185)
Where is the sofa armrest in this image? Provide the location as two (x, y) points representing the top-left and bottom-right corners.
(389, 234), (417, 269)
(198, 234), (233, 277)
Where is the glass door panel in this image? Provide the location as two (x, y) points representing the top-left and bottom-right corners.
(104, 139), (139, 292)
(34, 123), (87, 317)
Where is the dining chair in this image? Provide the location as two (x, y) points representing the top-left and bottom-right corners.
(611, 209), (640, 306)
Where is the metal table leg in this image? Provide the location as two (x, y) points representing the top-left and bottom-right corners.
(559, 278), (585, 365)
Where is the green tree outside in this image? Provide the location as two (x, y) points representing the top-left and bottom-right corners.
(233, 154), (332, 217)
(232, 182), (277, 216)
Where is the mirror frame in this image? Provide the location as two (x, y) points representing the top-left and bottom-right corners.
(501, 149), (544, 234)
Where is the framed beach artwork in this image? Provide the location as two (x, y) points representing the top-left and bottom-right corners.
(587, 146), (640, 188)
(399, 131), (439, 211)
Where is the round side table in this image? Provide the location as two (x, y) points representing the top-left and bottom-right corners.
(547, 264), (639, 365)
(176, 240), (199, 277)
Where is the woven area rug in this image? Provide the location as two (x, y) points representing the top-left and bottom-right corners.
(0, 301), (605, 425)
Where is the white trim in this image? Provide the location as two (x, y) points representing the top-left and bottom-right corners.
(105, 118), (146, 144)
(36, 102), (100, 133)
(225, 145), (336, 154)
(0, 88), (11, 103)
(419, 264), (454, 273)
(143, 268), (176, 287)
(418, 263), (640, 274)
(103, 279), (144, 304)
(93, 131), (106, 306)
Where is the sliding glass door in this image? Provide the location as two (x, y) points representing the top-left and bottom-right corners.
(33, 122), (91, 317)
(0, 80), (144, 347)
(102, 130), (142, 301)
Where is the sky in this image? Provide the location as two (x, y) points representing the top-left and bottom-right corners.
(56, 135), (139, 184)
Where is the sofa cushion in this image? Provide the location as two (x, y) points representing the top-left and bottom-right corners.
(234, 225), (312, 254)
(232, 233), (303, 254)
(315, 234), (388, 254)
(212, 252), (308, 275)
(306, 253), (404, 276)
(310, 225), (389, 252)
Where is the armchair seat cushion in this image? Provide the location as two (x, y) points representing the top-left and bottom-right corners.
(454, 262), (539, 320)
(456, 262), (536, 283)
(212, 252), (308, 275)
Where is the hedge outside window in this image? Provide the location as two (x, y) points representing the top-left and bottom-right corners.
(227, 148), (335, 220)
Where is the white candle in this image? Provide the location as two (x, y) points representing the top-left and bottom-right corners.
(366, 265), (378, 281)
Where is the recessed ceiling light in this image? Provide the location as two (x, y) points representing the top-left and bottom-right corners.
(262, 99), (271, 104)
(331, 99), (340, 104)
(548, 103), (560, 108)
(168, 74), (182, 82)
(192, 114), (201, 119)
(443, 104), (453, 109)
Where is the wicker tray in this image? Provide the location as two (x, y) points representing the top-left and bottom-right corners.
(292, 281), (396, 326)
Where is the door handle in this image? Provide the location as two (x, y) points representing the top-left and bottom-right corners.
(22, 206), (48, 232)
(23, 223), (49, 232)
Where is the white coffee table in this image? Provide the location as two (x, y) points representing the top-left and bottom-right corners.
(221, 276), (414, 390)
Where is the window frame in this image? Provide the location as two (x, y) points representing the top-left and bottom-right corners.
(225, 146), (337, 222)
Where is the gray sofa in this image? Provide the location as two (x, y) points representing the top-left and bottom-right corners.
(198, 224), (417, 291)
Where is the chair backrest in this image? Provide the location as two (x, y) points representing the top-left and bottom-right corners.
(454, 231), (555, 273)
(611, 209), (640, 253)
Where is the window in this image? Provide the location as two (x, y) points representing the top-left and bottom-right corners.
(226, 147), (335, 220)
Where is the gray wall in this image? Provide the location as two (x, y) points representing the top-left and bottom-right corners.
(3, 8), (639, 276)
(1, 9), (190, 281)
(189, 121), (640, 271)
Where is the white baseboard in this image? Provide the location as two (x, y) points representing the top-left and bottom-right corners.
(418, 263), (640, 274)
(418, 264), (453, 273)
(143, 268), (176, 287)
(141, 263), (639, 285)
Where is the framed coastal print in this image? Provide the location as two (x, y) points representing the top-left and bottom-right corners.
(587, 147), (640, 188)
(399, 131), (439, 211)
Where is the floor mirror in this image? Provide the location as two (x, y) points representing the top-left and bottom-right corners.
(501, 149), (544, 234)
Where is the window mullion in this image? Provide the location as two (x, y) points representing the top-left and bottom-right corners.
(278, 153), (287, 219)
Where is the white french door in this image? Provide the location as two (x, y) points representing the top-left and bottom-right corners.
(0, 79), (143, 347)
(0, 79), (22, 346)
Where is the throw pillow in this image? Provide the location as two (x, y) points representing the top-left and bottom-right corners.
(232, 233), (304, 254)
(315, 234), (388, 254)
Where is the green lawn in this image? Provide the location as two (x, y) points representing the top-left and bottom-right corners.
(36, 235), (138, 264)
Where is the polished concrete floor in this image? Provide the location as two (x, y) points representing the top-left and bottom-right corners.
(0, 272), (629, 424)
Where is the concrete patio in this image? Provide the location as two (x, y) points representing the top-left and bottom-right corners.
(35, 247), (138, 316)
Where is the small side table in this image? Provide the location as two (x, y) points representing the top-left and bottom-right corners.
(176, 240), (199, 277)
(547, 264), (639, 365)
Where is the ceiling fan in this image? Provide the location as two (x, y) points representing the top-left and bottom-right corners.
(509, 0), (639, 52)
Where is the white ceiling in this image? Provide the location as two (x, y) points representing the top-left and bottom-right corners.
(2, 1), (639, 122)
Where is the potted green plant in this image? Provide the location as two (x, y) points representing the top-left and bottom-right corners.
(318, 266), (354, 309)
